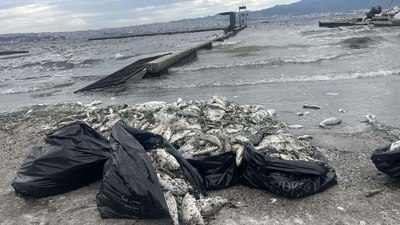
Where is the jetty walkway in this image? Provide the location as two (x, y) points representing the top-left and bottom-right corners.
(75, 26), (246, 92)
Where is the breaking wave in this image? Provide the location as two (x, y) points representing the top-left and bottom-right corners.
(141, 68), (400, 89)
(300, 27), (344, 36)
(1, 81), (75, 95)
(0, 54), (31, 60)
(7, 58), (103, 71)
(170, 52), (355, 72)
(113, 53), (137, 60)
(213, 41), (241, 47)
(15, 75), (52, 81)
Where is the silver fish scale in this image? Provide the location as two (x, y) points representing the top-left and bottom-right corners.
(149, 147), (227, 225)
(50, 97), (285, 159)
(256, 134), (318, 162)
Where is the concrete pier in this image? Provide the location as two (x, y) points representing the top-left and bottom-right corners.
(145, 40), (212, 75)
(145, 26), (246, 75)
(75, 26), (246, 92)
(88, 27), (227, 41)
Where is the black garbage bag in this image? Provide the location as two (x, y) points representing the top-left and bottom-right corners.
(12, 121), (111, 198)
(187, 152), (241, 191)
(241, 143), (337, 198)
(371, 145), (400, 177)
(115, 125), (207, 197)
(96, 124), (169, 219)
(96, 124), (207, 219)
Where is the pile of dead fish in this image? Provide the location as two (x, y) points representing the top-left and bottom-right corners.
(51, 96), (329, 172)
(249, 132), (320, 162)
(50, 96), (285, 160)
(149, 147), (228, 225)
(17, 96), (337, 223)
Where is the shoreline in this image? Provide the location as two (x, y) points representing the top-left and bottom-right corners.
(2, 75), (400, 130)
(1, 100), (399, 225)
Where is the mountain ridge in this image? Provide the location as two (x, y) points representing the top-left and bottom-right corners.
(251, 0), (392, 16)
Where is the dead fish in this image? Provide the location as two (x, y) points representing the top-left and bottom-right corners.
(234, 135), (249, 143)
(84, 100), (102, 107)
(297, 135), (313, 140)
(253, 105), (264, 112)
(235, 145), (245, 167)
(103, 113), (119, 123)
(265, 143), (280, 151)
(255, 134), (285, 150)
(188, 123), (202, 130)
(297, 112), (305, 116)
(319, 117), (342, 128)
(163, 127), (173, 141)
(151, 123), (167, 135)
(154, 149), (181, 171)
(181, 193), (204, 225)
(170, 130), (192, 143)
(211, 96), (227, 107)
(56, 116), (76, 125)
(157, 172), (188, 196)
(140, 122), (150, 130)
(176, 110), (201, 118)
(136, 101), (166, 112)
(201, 134), (223, 149)
(365, 114), (376, 123)
(280, 154), (292, 160)
(173, 178), (192, 194)
(224, 128), (241, 134)
(210, 103), (227, 111)
(178, 143), (195, 154)
(390, 140), (400, 151)
(229, 201), (246, 208)
(196, 196), (228, 217)
(103, 116), (121, 129)
(303, 104), (322, 110)
(163, 191), (179, 225)
(192, 146), (219, 157)
(288, 124), (303, 129)
(267, 109), (277, 117)
(206, 108), (225, 122)
(99, 125), (111, 132)
(222, 138), (232, 152)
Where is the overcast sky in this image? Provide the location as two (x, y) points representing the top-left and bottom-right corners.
(0, 0), (299, 34)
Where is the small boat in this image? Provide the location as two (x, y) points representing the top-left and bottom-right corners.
(319, 5), (400, 28)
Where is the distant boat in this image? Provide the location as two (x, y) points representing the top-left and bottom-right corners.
(319, 5), (400, 28)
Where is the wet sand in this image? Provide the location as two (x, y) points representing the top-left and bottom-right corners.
(0, 98), (399, 225)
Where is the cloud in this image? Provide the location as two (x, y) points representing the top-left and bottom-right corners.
(0, 0), (300, 34)
(122, 0), (300, 26)
(0, 4), (54, 19)
(0, 2), (102, 33)
(125, 0), (236, 26)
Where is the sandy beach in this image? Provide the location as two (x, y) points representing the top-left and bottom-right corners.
(0, 98), (399, 225)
